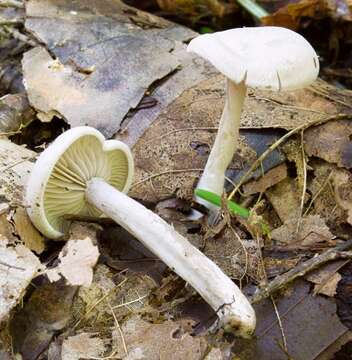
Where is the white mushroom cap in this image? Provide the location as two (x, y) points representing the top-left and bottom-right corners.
(187, 26), (319, 91)
(26, 127), (134, 239)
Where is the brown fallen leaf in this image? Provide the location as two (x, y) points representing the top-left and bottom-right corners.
(0, 94), (35, 134)
(242, 163), (288, 196)
(13, 207), (45, 254)
(266, 177), (302, 223)
(46, 238), (99, 286)
(235, 280), (349, 360)
(23, 0), (189, 137)
(262, 0), (328, 30)
(61, 333), (107, 360)
(271, 215), (335, 249)
(308, 271), (342, 297)
(113, 316), (207, 359)
(332, 168), (352, 225)
(304, 119), (352, 169)
(0, 138), (35, 205)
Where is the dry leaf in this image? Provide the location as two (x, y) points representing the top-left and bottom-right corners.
(62, 333), (107, 360)
(271, 215), (335, 249)
(23, 0), (187, 137)
(262, 0), (327, 30)
(113, 316), (207, 359)
(332, 168), (352, 225)
(46, 238), (99, 286)
(0, 139), (35, 205)
(242, 163), (288, 196)
(308, 271), (342, 297)
(266, 177), (302, 222)
(0, 243), (41, 322)
(13, 207), (45, 254)
(304, 119), (352, 169)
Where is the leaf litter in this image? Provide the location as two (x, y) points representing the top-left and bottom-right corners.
(1, 0), (352, 359)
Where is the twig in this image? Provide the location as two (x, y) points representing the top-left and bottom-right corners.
(0, 19), (22, 26)
(131, 168), (203, 188)
(270, 296), (288, 353)
(296, 130), (307, 234)
(303, 171), (333, 217)
(112, 294), (149, 310)
(309, 85), (352, 110)
(1, 26), (37, 46)
(250, 239), (352, 304)
(228, 114), (352, 201)
(0, 130), (21, 137)
(0, 0), (23, 8)
(107, 301), (128, 356)
(0, 260), (25, 271)
(236, 0), (268, 19)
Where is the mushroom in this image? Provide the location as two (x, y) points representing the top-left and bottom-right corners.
(26, 126), (256, 337)
(187, 26), (319, 208)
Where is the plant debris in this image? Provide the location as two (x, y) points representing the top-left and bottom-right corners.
(0, 0), (352, 358)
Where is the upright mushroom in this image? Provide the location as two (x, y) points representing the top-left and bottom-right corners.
(187, 26), (319, 208)
(25, 127), (255, 337)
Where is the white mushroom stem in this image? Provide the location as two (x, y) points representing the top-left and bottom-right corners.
(86, 177), (256, 337)
(196, 79), (246, 208)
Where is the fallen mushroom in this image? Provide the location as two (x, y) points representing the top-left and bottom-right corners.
(187, 26), (319, 209)
(25, 127), (256, 337)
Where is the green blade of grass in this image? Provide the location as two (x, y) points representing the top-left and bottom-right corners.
(195, 189), (250, 218)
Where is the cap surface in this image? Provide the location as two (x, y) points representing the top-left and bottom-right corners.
(26, 127), (134, 239)
(187, 26), (319, 91)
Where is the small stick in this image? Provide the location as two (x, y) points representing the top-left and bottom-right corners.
(250, 239), (352, 304)
(107, 301), (128, 355)
(0, 0), (23, 8)
(0, 260), (25, 271)
(296, 130), (307, 234)
(0, 19), (22, 26)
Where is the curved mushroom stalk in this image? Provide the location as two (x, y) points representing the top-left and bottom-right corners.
(195, 79), (246, 208)
(86, 178), (256, 337)
(25, 126), (255, 337)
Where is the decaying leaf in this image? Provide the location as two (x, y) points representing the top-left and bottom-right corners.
(235, 280), (349, 360)
(271, 215), (335, 249)
(266, 177), (302, 222)
(332, 168), (352, 225)
(0, 139), (35, 205)
(13, 207), (45, 254)
(304, 119), (352, 169)
(156, 0), (235, 18)
(113, 316), (207, 359)
(61, 333), (107, 360)
(307, 271), (342, 297)
(46, 238), (99, 286)
(204, 227), (265, 282)
(23, 0), (193, 137)
(0, 241), (41, 323)
(306, 161), (347, 231)
(242, 163), (288, 196)
(262, 0), (331, 29)
(0, 93), (35, 134)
